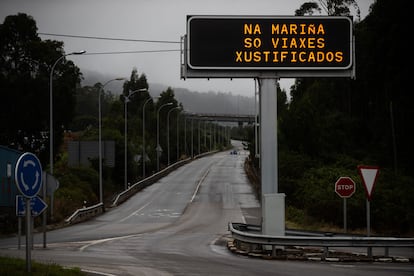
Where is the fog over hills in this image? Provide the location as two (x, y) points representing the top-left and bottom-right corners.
(81, 69), (256, 116)
(150, 83), (255, 115)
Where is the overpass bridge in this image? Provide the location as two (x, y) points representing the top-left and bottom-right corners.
(183, 112), (255, 124)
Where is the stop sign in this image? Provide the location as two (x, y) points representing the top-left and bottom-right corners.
(335, 177), (356, 198)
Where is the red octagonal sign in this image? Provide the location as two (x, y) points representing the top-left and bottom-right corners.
(335, 177), (356, 198)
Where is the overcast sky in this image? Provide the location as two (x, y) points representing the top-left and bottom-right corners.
(1, 0), (374, 97)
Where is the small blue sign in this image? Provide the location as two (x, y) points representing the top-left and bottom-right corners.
(15, 152), (43, 198)
(16, 195), (25, 217)
(31, 196), (47, 216)
(16, 195), (48, 217)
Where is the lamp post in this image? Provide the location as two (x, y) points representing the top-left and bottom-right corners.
(184, 117), (187, 156)
(210, 122), (212, 151)
(198, 120), (201, 155)
(98, 77), (126, 203)
(204, 121), (207, 149)
(142, 96), (157, 178)
(167, 107), (180, 165)
(49, 50), (85, 175)
(124, 88), (147, 190)
(157, 102), (173, 171)
(176, 114), (180, 162)
(191, 118), (194, 158)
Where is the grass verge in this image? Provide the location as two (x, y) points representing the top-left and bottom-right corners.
(0, 255), (86, 275)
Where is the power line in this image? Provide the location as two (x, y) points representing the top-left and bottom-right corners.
(83, 49), (180, 55)
(38, 32), (180, 44)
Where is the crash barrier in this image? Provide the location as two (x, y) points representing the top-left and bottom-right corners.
(65, 202), (104, 224)
(229, 222), (414, 259)
(112, 158), (192, 206)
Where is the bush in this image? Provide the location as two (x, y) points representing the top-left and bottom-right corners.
(52, 166), (99, 222)
(278, 151), (414, 235)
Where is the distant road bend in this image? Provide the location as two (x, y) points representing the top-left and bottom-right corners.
(0, 140), (413, 275)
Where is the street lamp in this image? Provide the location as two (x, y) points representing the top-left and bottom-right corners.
(204, 121), (207, 148)
(98, 77), (126, 204)
(167, 107), (180, 165)
(124, 88), (147, 190)
(191, 118), (194, 158)
(49, 50), (85, 175)
(210, 122), (212, 151)
(184, 117), (187, 156)
(176, 114), (180, 162)
(142, 96), (157, 178)
(198, 120), (201, 155)
(157, 102), (173, 171)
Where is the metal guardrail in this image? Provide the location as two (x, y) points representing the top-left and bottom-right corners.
(230, 222), (414, 247)
(112, 158), (192, 206)
(65, 202), (104, 224)
(229, 222), (414, 258)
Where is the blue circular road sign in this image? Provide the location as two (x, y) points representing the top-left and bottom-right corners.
(15, 152), (43, 198)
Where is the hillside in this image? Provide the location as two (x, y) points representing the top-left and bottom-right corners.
(81, 70), (256, 115)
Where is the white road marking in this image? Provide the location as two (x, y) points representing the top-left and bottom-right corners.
(119, 200), (154, 222)
(191, 168), (210, 202)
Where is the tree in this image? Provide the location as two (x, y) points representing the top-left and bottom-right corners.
(156, 87), (181, 168)
(295, 2), (322, 16)
(121, 67), (149, 116)
(0, 13), (83, 166)
(296, 0), (360, 21)
(70, 84), (101, 131)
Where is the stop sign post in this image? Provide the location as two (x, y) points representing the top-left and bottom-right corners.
(335, 177), (356, 233)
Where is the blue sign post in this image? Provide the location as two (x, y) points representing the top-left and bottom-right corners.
(15, 152), (43, 273)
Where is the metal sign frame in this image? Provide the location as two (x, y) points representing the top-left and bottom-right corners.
(182, 15), (354, 78)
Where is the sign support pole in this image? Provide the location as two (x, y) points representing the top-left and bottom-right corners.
(358, 165), (379, 258)
(18, 217), (21, 249)
(259, 78), (277, 194)
(366, 199), (372, 257)
(42, 175), (47, 248)
(25, 198), (31, 272)
(343, 198), (347, 233)
(259, 77), (285, 237)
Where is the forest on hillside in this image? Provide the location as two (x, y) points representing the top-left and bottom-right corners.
(243, 0), (413, 235)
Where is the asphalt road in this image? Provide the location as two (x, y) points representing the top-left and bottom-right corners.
(0, 141), (413, 275)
